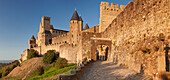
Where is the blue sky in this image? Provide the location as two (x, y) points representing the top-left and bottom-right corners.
(0, 0), (132, 60)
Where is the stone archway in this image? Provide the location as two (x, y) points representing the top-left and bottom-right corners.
(90, 38), (112, 61)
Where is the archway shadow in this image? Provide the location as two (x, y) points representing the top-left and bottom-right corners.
(164, 44), (170, 72)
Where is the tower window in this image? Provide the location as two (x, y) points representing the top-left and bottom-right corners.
(49, 39), (52, 44)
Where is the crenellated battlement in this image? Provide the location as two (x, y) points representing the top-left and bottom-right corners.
(99, 2), (126, 32)
(100, 2), (126, 11)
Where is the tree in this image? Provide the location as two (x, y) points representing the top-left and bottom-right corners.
(37, 66), (44, 75)
(43, 50), (56, 64)
(55, 57), (68, 69)
(2, 67), (11, 77)
(27, 49), (39, 59)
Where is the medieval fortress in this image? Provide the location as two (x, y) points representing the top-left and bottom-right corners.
(20, 2), (125, 62)
(20, 0), (170, 76)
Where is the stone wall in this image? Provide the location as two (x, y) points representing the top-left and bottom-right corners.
(59, 43), (78, 63)
(101, 0), (169, 76)
(20, 49), (29, 61)
(99, 2), (125, 32)
(81, 32), (101, 60)
(82, 25), (99, 33)
(52, 32), (71, 44)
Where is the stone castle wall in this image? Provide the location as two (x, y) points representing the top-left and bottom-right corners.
(82, 25), (99, 33)
(101, 0), (169, 76)
(81, 32), (101, 60)
(52, 32), (71, 44)
(25, 43), (78, 63)
(99, 2), (125, 32)
(59, 43), (78, 63)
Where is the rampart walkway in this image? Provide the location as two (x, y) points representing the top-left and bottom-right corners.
(79, 61), (151, 80)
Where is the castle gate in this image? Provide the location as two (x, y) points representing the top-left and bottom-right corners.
(90, 38), (112, 61)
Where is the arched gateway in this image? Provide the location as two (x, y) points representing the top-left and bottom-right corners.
(90, 38), (112, 61)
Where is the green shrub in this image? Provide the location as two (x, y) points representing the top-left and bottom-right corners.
(37, 66), (44, 75)
(27, 49), (39, 59)
(55, 57), (68, 69)
(2, 67), (11, 77)
(83, 57), (87, 62)
(0, 60), (20, 78)
(43, 50), (56, 64)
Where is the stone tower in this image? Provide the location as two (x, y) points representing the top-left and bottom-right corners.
(69, 9), (83, 44)
(99, 2), (126, 32)
(29, 35), (36, 49)
(37, 16), (53, 46)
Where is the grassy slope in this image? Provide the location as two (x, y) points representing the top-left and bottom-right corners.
(1, 57), (45, 80)
(0, 57), (77, 80)
(28, 63), (77, 80)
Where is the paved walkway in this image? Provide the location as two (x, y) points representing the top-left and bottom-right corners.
(79, 61), (151, 80)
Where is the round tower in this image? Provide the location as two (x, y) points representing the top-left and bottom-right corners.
(69, 9), (83, 44)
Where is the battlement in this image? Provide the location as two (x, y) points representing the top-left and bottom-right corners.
(99, 2), (126, 32)
(101, 2), (109, 5)
(100, 2), (125, 10)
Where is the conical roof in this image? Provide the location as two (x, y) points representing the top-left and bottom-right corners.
(79, 16), (83, 21)
(70, 9), (79, 21)
(83, 23), (89, 30)
(31, 35), (35, 40)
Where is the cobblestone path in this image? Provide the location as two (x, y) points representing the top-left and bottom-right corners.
(79, 61), (151, 80)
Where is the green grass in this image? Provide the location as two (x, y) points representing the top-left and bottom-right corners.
(28, 63), (77, 80)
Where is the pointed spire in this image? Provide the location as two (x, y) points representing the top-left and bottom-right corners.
(83, 23), (89, 30)
(79, 16), (83, 21)
(31, 35), (35, 40)
(70, 9), (79, 21)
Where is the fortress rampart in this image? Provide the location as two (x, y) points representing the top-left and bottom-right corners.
(52, 32), (71, 44)
(99, 2), (125, 32)
(101, 0), (169, 75)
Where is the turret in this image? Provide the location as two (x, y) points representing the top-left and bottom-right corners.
(29, 35), (36, 49)
(69, 9), (83, 44)
(78, 16), (83, 31)
(37, 16), (53, 46)
(83, 23), (89, 30)
(99, 2), (126, 32)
